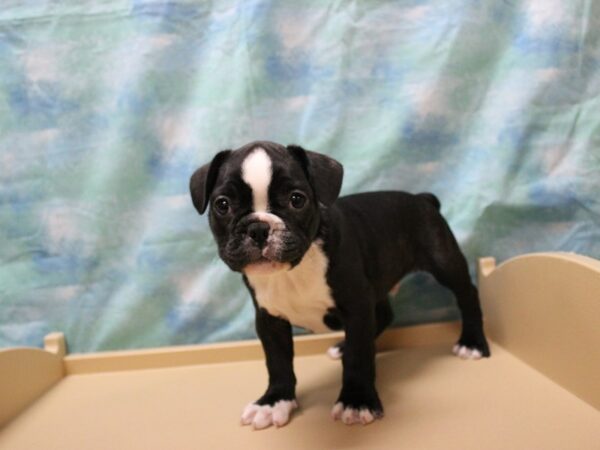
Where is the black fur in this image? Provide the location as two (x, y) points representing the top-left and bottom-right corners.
(190, 141), (490, 425)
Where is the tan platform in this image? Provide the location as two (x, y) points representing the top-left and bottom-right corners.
(1, 253), (599, 449)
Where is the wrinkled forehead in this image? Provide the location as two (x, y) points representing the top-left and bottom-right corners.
(221, 143), (303, 174)
(214, 143), (310, 210)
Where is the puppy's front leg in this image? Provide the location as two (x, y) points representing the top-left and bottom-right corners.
(241, 307), (297, 430)
(332, 300), (383, 425)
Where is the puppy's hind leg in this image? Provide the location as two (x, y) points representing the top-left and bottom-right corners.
(430, 262), (490, 359)
(425, 224), (491, 359)
(445, 277), (490, 359)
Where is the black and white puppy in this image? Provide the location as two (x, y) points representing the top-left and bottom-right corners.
(190, 141), (490, 429)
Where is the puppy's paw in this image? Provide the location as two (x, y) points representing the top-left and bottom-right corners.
(241, 399), (298, 430)
(327, 341), (344, 360)
(331, 389), (383, 426)
(452, 323), (491, 359)
(454, 329), (491, 359)
(331, 402), (383, 425)
(452, 344), (484, 360)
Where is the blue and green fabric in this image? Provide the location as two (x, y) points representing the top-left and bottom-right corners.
(1, 0), (598, 352)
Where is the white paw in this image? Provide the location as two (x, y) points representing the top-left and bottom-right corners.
(241, 400), (298, 430)
(327, 346), (343, 360)
(331, 402), (378, 425)
(453, 344), (483, 360)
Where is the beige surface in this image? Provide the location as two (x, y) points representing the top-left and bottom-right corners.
(63, 322), (460, 375)
(0, 345), (63, 427)
(2, 252), (600, 449)
(479, 252), (600, 410)
(1, 343), (599, 450)
(0, 322), (459, 429)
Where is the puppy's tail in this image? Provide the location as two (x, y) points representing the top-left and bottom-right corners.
(418, 192), (441, 211)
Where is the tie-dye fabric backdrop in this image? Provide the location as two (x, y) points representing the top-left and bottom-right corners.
(1, 1), (599, 353)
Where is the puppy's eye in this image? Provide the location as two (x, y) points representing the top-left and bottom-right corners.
(214, 196), (230, 215)
(289, 192), (307, 209)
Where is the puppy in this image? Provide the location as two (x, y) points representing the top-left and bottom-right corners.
(189, 141), (490, 429)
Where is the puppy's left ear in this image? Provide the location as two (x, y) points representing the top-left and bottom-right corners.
(189, 150), (231, 215)
(287, 145), (344, 207)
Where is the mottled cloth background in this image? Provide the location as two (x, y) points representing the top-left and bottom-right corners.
(1, 0), (599, 353)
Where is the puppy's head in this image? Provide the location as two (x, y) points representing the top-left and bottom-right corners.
(190, 141), (343, 276)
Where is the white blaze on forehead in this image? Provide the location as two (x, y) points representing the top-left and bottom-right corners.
(241, 148), (272, 212)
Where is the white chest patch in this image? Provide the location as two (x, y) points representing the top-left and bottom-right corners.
(246, 242), (335, 333)
(241, 148), (272, 212)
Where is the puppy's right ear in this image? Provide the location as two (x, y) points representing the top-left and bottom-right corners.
(287, 145), (344, 207)
(189, 150), (231, 215)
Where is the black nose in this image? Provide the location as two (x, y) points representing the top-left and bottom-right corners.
(247, 222), (270, 247)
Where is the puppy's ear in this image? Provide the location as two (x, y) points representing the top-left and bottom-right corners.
(287, 145), (344, 207)
(189, 150), (231, 215)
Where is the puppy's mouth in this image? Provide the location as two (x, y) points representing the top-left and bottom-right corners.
(243, 256), (290, 277)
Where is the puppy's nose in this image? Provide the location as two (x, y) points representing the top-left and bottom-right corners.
(247, 222), (270, 247)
